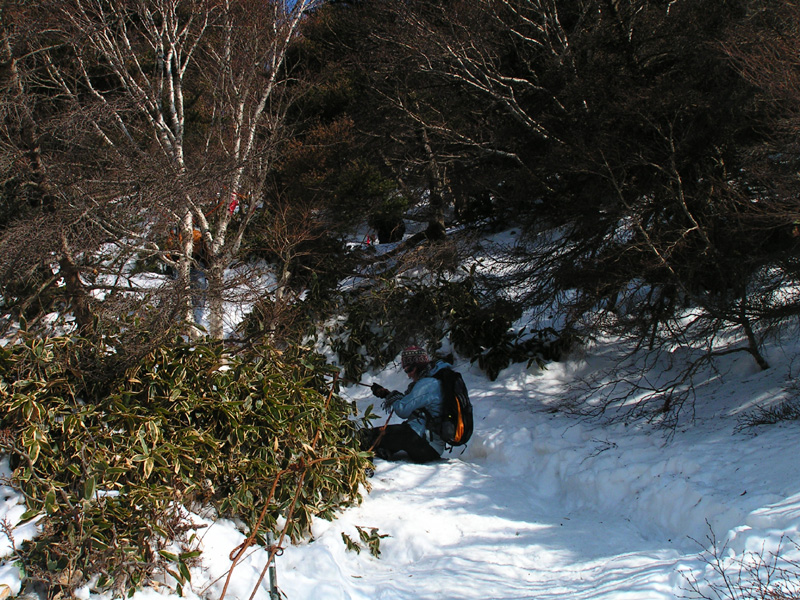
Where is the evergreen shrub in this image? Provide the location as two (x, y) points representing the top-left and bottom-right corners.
(367, 195), (408, 244)
(329, 275), (581, 381)
(0, 334), (371, 597)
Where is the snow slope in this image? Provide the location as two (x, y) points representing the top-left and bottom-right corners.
(3, 337), (800, 600)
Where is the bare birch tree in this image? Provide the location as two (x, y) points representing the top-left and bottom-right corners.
(10, 0), (320, 339)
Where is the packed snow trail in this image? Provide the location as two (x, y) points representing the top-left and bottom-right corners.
(274, 457), (682, 600)
(263, 357), (800, 600)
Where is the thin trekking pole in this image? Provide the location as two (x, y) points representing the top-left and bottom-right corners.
(266, 531), (279, 600)
(368, 411), (393, 451)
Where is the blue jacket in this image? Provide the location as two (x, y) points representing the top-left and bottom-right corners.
(387, 360), (452, 456)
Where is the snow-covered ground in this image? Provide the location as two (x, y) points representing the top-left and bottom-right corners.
(4, 330), (800, 600)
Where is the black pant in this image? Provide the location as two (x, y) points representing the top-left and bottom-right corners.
(360, 422), (440, 464)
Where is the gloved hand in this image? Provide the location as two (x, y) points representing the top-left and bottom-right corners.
(371, 383), (390, 399)
(380, 390), (402, 413)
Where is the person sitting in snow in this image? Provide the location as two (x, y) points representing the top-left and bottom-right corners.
(361, 346), (452, 463)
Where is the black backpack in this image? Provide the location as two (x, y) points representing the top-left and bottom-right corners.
(431, 368), (473, 447)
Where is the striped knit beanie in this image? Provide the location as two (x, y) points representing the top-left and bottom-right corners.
(401, 346), (429, 369)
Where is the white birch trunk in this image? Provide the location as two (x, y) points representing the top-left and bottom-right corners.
(51, 0), (320, 339)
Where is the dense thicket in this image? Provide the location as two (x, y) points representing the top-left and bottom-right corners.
(0, 0), (327, 342)
(1, 0), (799, 425)
(1, 0), (800, 595)
(0, 333), (369, 596)
(298, 1), (797, 367)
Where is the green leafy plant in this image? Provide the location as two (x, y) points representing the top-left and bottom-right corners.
(159, 546), (201, 597)
(341, 532), (361, 555)
(356, 526), (389, 558)
(0, 334), (373, 598)
(341, 526), (389, 558)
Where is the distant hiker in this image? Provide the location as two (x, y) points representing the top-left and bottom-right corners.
(362, 346), (468, 463)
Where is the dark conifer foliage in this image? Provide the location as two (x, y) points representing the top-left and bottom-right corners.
(292, 0), (800, 410)
(2, 0), (800, 400)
